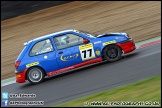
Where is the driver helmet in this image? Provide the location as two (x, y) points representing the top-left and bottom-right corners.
(60, 36), (70, 45)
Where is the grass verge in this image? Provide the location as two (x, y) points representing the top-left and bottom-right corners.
(55, 75), (161, 107)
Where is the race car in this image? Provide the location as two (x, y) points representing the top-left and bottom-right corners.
(14, 29), (136, 84)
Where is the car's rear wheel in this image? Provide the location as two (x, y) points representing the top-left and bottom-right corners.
(103, 45), (122, 62)
(27, 67), (45, 84)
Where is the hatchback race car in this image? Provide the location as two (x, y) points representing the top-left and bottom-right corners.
(15, 29), (136, 84)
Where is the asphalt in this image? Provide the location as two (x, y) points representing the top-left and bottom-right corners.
(1, 43), (161, 107)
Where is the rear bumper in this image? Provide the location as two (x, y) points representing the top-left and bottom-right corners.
(117, 39), (136, 54)
(15, 69), (28, 83)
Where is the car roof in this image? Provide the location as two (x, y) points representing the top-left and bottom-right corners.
(25, 29), (77, 45)
(33, 29), (75, 41)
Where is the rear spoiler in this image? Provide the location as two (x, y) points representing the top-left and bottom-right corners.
(23, 40), (33, 46)
(23, 42), (28, 45)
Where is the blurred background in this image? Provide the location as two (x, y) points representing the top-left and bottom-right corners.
(1, 1), (161, 80)
(1, 1), (72, 20)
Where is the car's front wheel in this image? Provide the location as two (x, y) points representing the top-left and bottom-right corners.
(27, 67), (45, 84)
(102, 45), (122, 62)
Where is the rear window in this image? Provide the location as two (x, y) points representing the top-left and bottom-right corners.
(29, 39), (54, 56)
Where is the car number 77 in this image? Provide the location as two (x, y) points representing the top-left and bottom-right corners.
(79, 43), (96, 61)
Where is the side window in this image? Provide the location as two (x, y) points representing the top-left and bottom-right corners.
(29, 39), (53, 56)
(54, 34), (84, 50)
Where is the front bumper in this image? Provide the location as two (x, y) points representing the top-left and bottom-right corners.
(15, 69), (28, 83)
(117, 39), (136, 54)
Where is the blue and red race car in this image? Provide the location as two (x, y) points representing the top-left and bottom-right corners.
(14, 29), (136, 84)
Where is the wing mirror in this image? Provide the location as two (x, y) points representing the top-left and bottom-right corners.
(83, 39), (89, 44)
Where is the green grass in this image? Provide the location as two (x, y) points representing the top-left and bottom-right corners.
(54, 75), (161, 107)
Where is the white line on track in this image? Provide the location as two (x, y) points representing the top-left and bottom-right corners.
(2, 81), (16, 87)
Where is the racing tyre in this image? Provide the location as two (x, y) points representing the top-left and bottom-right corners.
(27, 67), (45, 84)
(103, 45), (122, 62)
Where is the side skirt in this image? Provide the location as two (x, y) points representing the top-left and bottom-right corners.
(47, 57), (103, 77)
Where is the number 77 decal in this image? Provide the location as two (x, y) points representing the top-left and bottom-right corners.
(79, 43), (96, 61)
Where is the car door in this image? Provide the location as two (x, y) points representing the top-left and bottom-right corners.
(27, 38), (60, 73)
(54, 33), (96, 69)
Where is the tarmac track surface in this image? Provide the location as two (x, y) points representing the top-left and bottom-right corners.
(1, 43), (161, 107)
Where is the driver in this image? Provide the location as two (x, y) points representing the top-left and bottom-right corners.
(60, 36), (70, 45)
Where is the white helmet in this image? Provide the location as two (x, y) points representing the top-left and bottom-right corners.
(60, 36), (69, 45)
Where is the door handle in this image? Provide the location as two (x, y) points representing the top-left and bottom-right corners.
(58, 52), (63, 54)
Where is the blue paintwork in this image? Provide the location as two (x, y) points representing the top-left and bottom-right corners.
(15, 29), (129, 74)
